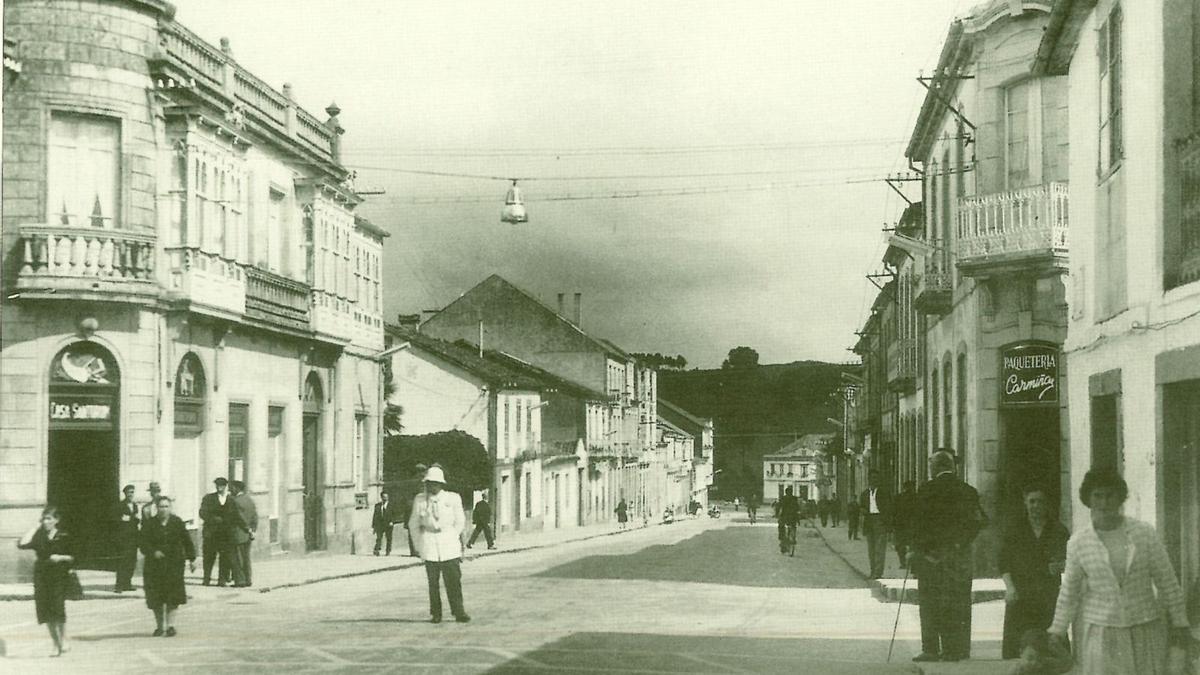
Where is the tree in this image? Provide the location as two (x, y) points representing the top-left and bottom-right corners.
(630, 352), (689, 370)
(721, 346), (760, 369)
(382, 360), (403, 437)
(383, 431), (491, 494)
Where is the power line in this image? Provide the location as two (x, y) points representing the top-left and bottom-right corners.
(347, 162), (900, 183)
(342, 137), (909, 159)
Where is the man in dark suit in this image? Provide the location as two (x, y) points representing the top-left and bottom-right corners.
(859, 470), (893, 578)
(893, 480), (919, 569)
(908, 450), (987, 663)
(466, 494), (494, 550)
(198, 477), (234, 586)
(373, 491), (396, 556)
(113, 484), (140, 592)
(230, 480), (258, 587)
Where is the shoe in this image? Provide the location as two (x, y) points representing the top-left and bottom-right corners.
(466, 544), (473, 549)
(487, 545), (496, 550)
(431, 616), (442, 624)
(373, 551), (380, 556)
(202, 580), (211, 586)
(164, 628), (176, 638)
(152, 628), (163, 637)
(455, 614), (471, 623)
(912, 653), (940, 663)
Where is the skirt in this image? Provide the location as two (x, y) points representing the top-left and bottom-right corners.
(32, 566), (67, 624)
(143, 558), (188, 609)
(1079, 619), (1168, 675)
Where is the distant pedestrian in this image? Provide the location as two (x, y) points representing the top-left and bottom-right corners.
(746, 495), (759, 524)
(17, 506), (76, 657)
(818, 498), (830, 527)
(831, 496), (841, 527)
(858, 470), (893, 578)
(893, 481), (918, 570)
(373, 491), (397, 556)
(467, 494), (495, 549)
(776, 487), (800, 554)
(140, 481), (162, 523)
(198, 477), (234, 586)
(908, 451), (987, 664)
(772, 499), (781, 520)
(733, 497), (740, 512)
(615, 498), (629, 529)
(999, 485), (1068, 660)
(113, 484), (140, 592)
(140, 496), (196, 638)
(846, 499), (860, 540)
(408, 466), (469, 623)
(1047, 467), (1190, 674)
(230, 480), (257, 587)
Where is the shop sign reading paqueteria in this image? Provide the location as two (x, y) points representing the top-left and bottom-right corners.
(1000, 343), (1059, 406)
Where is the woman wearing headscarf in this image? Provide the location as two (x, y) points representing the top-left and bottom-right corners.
(17, 505), (76, 657)
(140, 496), (196, 637)
(1048, 467), (1191, 673)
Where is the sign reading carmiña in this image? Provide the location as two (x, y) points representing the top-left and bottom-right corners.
(1000, 343), (1059, 405)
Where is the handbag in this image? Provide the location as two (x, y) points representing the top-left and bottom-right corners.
(64, 570), (84, 601)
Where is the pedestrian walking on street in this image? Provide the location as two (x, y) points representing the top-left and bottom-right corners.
(831, 495), (841, 527)
(818, 498), (830, 527)
(230, 480), (257, 587)
(999, 484), (1068, 660)
(893, 481), (918, 570)
(17, 506), (76, 657)
(140, 496), (196, 638)
(198, 477), (234, 586)
(373, 491), (397, 555)
(746, 494), (759, 524)
(846, 499), (860, 540)
(113, 484), (140, 592)
(1047, 467), (1191, 674)
(467, 494), (495, 549)
(859, 470), (893, 578)
(908, 451), (987, 663)
(615, 498), (629, 529)
(409, 466), (470, 624)
(776, 487), (800, 555)
(140, 481), (162, 523)
(733, 497), (740, 512)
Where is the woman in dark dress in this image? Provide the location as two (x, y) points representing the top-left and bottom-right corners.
(998, 485), (1070, 659)
(16, 505), (75, 657)
(140, 496), (195, 637)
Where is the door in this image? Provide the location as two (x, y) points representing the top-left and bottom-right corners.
(302, 412), (323, 551)
(48, 430), (118, 570)
(1164, 382), (1200, 625)
(578, 467), (585, 526)
(1001, 407), (1062, 526)
(554, 473), (562, 528)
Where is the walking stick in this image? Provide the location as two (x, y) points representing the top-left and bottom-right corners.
(886, 565), (911, 663)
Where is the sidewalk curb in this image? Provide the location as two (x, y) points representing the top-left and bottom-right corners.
(809, 518), (1004, 605)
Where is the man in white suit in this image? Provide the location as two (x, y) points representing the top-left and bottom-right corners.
(408, 466), (470, 623)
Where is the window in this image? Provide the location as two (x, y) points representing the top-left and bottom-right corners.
(228, 403), (249, 484)
(525, 471), (533, 518)
(265, 188), (285, 272)
(503, 400), (511, 458)
(354, 414), (367, 491)
(1099, 6), (1123, 173)
(1005, 80), (1032, 189)
(268, 406), (284, 533)
(931, 367), (940, 449)
(943, 359), (953, 452)
(48, 112), (120, 228)
(957, 353), (968, 477)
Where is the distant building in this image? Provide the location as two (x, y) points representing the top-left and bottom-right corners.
(761, 434), (834, 502)
(658, 399), (715, 510)
(1, 0), (384, 579)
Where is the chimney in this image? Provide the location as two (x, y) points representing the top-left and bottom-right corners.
(396, 313), (421, 332)
(557, 293), (565, 317)
(573, 292), (582, 327)
(219, 37), (233, 57)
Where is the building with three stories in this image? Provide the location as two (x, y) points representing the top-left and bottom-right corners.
(1, 0), (386, 579)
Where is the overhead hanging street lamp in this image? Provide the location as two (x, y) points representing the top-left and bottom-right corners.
(501, 179), (528, 224)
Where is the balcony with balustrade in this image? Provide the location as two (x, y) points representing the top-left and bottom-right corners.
(887, 337), (919, 393)
(956, 182), (1069, 277)
(914, 254), (953, 314)
(13, 225), (157, 303)
(244, 266), (311, 335)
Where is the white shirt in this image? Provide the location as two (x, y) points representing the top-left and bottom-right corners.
(217, 493), (228, 506)
(868, 488), (880, 514)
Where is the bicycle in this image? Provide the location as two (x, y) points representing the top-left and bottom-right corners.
(778, 520), (797, 556)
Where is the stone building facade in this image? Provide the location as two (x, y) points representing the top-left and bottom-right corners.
(1, 0), (386, 579)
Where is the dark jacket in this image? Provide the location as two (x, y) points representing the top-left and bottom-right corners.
(911, 472), (986, 558)
(858, 485), (894, 524)
(140, 514), (196, 563)
(373, 500), (396, 532)
(472, 499), (493, 526)
(892, 489), (919, 542)
(114, 499), (140, 539)
(998, 517), (1069, 595)
(231, 493), (258, 545)
(198, 491), (235, 538)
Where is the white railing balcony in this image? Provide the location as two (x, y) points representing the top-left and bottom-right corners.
(164, 246), (245, 316)
(956, 182), (1069, 274)
(310, 289), (355, 343)
(914, 253), (953, 314)
(15, 225), (157, 302)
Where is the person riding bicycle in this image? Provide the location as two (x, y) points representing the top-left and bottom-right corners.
(777, 487), (801, 553)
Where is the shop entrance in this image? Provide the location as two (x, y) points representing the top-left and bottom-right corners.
(1000, 406), (1062, 527)
(302, 373), (324, 551)
(47, 342), (121, 570)
(1163, 381), (1200, 621)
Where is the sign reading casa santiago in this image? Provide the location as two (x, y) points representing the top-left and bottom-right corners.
(1000, 343), (1059, 405)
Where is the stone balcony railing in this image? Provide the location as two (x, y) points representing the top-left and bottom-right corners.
(15, 225), (157, 302)
(956, 182), (1069, 275)
(914, 252), (953, 314)
(245, 266), (310, 334)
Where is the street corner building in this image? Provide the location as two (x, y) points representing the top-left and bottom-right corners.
(850, 1), (1072, 575)
(0, 0), (389, 580)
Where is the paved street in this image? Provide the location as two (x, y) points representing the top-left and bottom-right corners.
(1, 518), (1011, 674)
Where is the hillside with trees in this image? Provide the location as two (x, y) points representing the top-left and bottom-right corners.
(658, 350), (854, 499)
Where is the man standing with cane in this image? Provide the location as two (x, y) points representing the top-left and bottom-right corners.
(907, 450), (987, 663)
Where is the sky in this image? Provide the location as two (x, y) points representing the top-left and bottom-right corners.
(172, 0), (981, 368)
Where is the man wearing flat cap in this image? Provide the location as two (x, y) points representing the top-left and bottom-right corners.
(198, 477), (234, 586)
(408, 465), (470, 623)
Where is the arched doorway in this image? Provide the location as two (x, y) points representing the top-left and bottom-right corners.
(47, 341), (120, 570)
(173, 353), (206, 526)
(302, 372), (325, 551)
